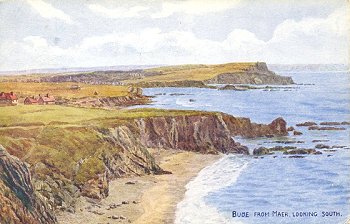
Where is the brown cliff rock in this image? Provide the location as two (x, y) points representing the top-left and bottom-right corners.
(0, 145), (57, 224)
(221, 115), (288, 138)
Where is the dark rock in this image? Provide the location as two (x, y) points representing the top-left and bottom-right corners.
(312, 140), (329, 143)
(341, 121), (350, 125)
(308, 126), (346, 131)
(283, 148), (322, 155)
(287, 126), (295, 131)
(331, 145), (346, 149)
(323, 150), (337, 152)
(315, 144), (330, 149)
(125, 181), (136, 185)
(253, 147), (270, 155)
(121, 201), (129, 205)
(275, 140), (304, 144)
(320, 122), (342, 125)
(296, 122), (317, 126)
(293, 130), (303, 135)
(327, 155), (333, 157)
(289, 155), (305, 158)
(0, 145), (57, 224)
(269, 146), (297, 151)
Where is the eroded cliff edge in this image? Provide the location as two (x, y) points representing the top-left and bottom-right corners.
(0, 112), (287, 223)
(0, 146), (56, 224)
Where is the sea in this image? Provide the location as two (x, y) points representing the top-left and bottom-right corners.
(134, 69), (350, 224)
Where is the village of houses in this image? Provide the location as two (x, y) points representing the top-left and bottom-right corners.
(0, 91), (55, 106)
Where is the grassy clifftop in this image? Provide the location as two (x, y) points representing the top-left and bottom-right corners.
(124, 62), (294, 86)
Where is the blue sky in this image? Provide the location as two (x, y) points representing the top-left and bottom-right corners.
(0, 0), (348, 71)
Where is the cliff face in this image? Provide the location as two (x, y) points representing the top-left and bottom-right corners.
(205, 62), (294, 85)
(135, 115), (248, 154)
(221, 115), (288, 138)
(0, 112), (288, 221)
(62, 95), (150, 108)
(0, 145), (56, 224)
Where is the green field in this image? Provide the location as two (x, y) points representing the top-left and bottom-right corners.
(0, 105), (211, 127)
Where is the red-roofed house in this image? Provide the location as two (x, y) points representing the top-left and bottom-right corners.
(38, 94), (55, 105)
(24, 96), (38, 105)
(0, 92), (18, 105)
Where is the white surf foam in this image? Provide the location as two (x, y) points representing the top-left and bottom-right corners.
(175, 155), (249, 224)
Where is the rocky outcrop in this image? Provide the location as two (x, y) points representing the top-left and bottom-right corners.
(296, 121), (317, 126)
(221, 115), (287, 138)
(205, 62), (294, 85)
(0, 145), (57, 224)
(135, 115), (248, 154)
(308, 126), (346, 131)
(59, 95), (150, 108)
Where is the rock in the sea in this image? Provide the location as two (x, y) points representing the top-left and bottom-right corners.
(312, 139), (329, 143)
(283, 148), (322, 155)
(308, 126), (346, 131)
(289, 155), (305, 158)
(315, 144), (331, 149)
(296, 122), (317, 126)
(0, 145), (57, 224)
(293, 130), (303, 135)
(268, 117), (287, 134)
(320, 122), (342, 125)
(287, 126), (295, 131)
(253, 147), (271, 155)
(331, 145), (346, 149)
(275, 140), (304, 144)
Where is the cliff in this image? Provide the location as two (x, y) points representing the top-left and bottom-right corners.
(0, 145), (57, 224)
(0, 110), (287, 221)
(128, 62), (294, 86)
(204, 62), (294, 85)
(18, 62), (294, 87)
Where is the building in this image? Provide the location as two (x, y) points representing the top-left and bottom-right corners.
(24, 96), (38, 105)
(38, 94), (55, 105)
(0, 92), (18, 105)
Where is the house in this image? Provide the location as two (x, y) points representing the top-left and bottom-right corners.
(24, 96), (38, 105)
(0, 92), (18, 105)
(38, 94), (55, 105)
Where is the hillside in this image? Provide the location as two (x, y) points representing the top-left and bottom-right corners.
(0, 105), (287, 222)
(0, 62), (294, 87)
(128, 62), (294, 86)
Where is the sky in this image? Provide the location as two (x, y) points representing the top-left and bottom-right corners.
(0, 0), (349, 71)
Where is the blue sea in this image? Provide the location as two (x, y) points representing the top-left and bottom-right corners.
(134, 70), (350, 224)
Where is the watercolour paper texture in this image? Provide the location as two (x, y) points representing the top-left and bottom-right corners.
(0, 0), (349, 224)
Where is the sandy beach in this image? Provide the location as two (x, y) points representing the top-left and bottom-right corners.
(57, 149), (222, 224)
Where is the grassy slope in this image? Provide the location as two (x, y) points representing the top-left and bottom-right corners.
(0, 82), (129, 98)
(126, 62), (256, 83)
(0, 105), (211, 126)
(0, 105), (212, 190)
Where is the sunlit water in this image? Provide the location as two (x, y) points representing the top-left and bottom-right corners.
(133, 71), (350, 224)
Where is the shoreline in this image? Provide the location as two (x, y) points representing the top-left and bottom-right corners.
(57, 149), (223, 224)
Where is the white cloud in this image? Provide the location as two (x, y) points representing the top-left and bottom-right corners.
(88, 3), (149, 18)
(0, 6), (348, 71)
(26, 0), (74, 24)
(152, 0), (241, 18)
